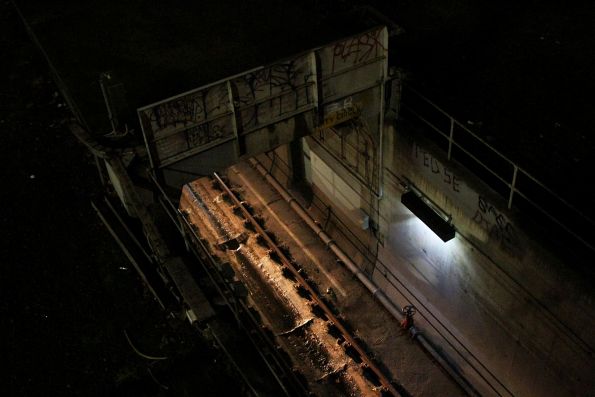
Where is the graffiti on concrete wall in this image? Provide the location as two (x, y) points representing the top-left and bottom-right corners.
(410, 142), (523, 257)
(307, 27), (388, 197)
(185, 120), (228, 149)
(139, 82), (235, 166)
(232, 55), (315, 131)
(313, 91), (380, 193)
(414, 143), (461, 193)
(147, 83), (230, 132)
(317, 97), (362, 131)
(147, 93), (200, 130)
(138, 53), (318, 168)
(234, 60), (311, 102)
(472, 195), (521, 255)
(138, 27), (388, 184)
(331, 28), (387, 73)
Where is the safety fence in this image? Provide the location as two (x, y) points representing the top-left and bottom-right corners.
(400, 84), (595, 254)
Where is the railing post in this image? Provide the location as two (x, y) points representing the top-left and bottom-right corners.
(508, 166), (518, 209)
(404, 83), (595, 253)
(447, 117), (455, 160)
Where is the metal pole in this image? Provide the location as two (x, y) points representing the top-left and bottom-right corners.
(508, 166), (518, 209)
(447, 117), (455, 160)
(94, 154), (106, 186)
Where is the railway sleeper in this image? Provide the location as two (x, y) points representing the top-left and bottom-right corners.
(242, 218), (256, 232)
(230, 280), (248, 298)
(281, 266), (297, 281)
(231, 204), (244, 218)
(210, 178), (223, 191)
(217, 233), (247, 251)
(341, 341), (363, 364)
(218, 261), (235, 280)
(295, 283), (313, 301)
(219, 191), (233, 205)
(209, 174), (403, 396)
(309, 302), (329, 321)
(326, 322), (345, 342)
(268, 250), (283, 265)
(255, 234), (268, 247)
(361, 363), (382, 388)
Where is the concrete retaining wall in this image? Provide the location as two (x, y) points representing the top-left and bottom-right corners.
(380, 123), (595, 396)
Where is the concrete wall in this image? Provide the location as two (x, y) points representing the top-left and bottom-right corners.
(375, 123), (595, 396)
(266, 120), (593, 396)
(308, 147), (371, 231)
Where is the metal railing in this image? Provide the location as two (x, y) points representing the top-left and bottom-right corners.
(400, 84), (595, 253)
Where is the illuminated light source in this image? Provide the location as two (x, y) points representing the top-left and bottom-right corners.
(401, 190), (455, 242)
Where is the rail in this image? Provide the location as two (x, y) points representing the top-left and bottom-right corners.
(213, 172), (403, 397)
(257, 155), (503, 396)
(175, 190), (310, 396)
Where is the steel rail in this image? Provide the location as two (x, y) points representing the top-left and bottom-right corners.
(178, 187), (307, 397)
(213, 172), (401, 397)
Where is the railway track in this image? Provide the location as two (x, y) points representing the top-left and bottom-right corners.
(179, 189), (310, 396)
(212, 172), (401, 396)
(180, 172), (403, 396)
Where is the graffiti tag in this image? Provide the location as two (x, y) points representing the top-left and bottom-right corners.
(472, 195), (521, 255)
(414, 144), (460, 192)
(331, 28), (387, 72)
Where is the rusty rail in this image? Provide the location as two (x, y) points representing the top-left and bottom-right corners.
(213, 172), (401, 397)
(178, 200), (307, 396)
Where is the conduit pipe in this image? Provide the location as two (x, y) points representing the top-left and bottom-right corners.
(249, 157), (401, 316)
(248, 157), (480, 397)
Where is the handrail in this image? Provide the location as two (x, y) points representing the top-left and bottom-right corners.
(400, 84), (595, 252)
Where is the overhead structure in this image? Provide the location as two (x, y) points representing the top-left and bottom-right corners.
(137, 27), (388, 189)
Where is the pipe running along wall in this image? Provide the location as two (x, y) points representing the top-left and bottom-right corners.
(248, 156), (479, 397)
(250, 157), (403, 315)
